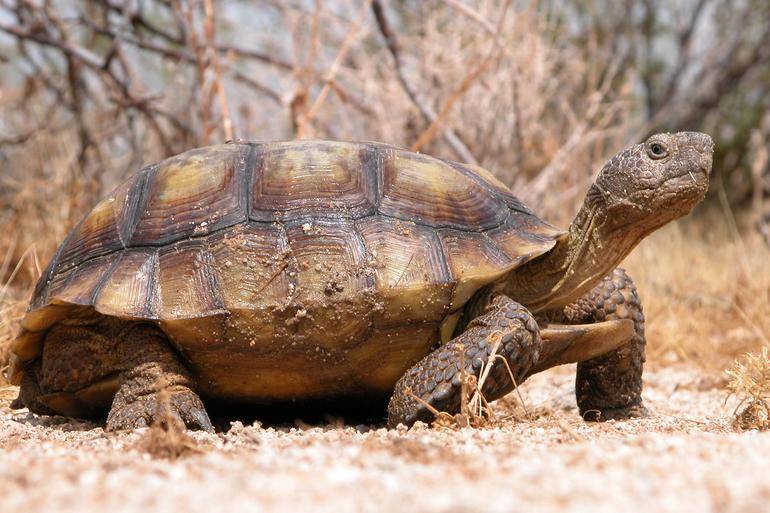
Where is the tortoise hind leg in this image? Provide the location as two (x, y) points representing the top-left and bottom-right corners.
(563, 267), (648, 421)
(387, 295), (541, 428)
(106, 324), (213, 432)
(13, 319), (212, 431)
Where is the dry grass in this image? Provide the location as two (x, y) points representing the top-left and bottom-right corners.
(725, 347), (770, 430)
(625, 210), (770, 373)
(0, 290), (25, 384)
(0, 131), (105, 284)
(0, 244), (41, 384)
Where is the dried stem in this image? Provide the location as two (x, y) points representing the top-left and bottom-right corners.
(371, 0), (478, 164)
(203, 0), (233, 141)
(297, 0), (372, 138)
(410, 0), (512, 152)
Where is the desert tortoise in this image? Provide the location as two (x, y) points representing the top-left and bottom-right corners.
(8, 133), (713, 430)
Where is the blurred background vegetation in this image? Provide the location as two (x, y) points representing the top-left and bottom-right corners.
(0, 0), (769, 370)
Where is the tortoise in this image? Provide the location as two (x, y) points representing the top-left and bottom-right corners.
(8, 132), (712, 431)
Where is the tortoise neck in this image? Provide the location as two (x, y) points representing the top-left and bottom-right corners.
(501, 186), (644, 313)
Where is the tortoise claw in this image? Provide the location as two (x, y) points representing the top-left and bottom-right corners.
(188, 408), (214, 433)
(582, 403), (649, 422)
(106, 388), (213, 432)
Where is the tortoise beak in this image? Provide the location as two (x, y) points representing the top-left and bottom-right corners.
(681, 131), (713, 177)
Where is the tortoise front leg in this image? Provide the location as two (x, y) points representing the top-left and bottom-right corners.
(387, 295), (541, 428)
(106, 324), (213, 432)
(563, 268), (648, 421)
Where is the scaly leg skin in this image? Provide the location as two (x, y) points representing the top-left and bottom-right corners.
(106, 324), (213, 432)
(11, 365), (56, 415)
(387, 295), (541, 428)
(564, 268), (648, 421)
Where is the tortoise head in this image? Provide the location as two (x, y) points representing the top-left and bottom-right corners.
(591, 131), (713, 233)
(505, 131), (713, 312)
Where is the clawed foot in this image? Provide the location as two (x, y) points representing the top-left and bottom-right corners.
(388, 295), (541, 428)
(106, 387), (213, 432)
(581, 403), (649, 422)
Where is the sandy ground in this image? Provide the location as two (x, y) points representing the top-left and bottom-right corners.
(0, 364), (766, 513)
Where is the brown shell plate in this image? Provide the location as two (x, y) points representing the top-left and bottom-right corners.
(11, 141), (564, 399)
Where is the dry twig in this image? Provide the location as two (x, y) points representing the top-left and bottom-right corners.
(371, 0), (477, 164)
(296, 0), (372, 138)
(410, 0), (512, 152)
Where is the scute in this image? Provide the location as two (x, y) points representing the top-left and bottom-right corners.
(356, 215), (453, 327)
(94, 249), (157, 318)
(249, 141), (378, 221)
(130, 144), (249, 246)
(282, 218), (374, 351)
(449, 161), (536, 213)
(379, 149), (508, 230)
(488, 213), (566, 263)
(347, 323), (439, 392)
(438, 229), (515, 310)
(207, 222), (293, 312)
(155, 239), (225, 320)
(56, 175), (137, 273)
(47, 254), (119, 309)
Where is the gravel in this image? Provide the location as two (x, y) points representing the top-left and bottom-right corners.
(0, 364), (766, 513)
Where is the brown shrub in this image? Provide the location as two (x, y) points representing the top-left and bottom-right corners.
(725, 347), (770, 431)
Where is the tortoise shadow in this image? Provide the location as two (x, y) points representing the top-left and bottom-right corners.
(7, 397), (391, 433)
(206, 397), (391, 431)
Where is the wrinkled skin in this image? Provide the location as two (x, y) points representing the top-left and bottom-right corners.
(505, 132), (712, 313)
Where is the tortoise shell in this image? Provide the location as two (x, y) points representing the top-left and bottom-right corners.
(10, 141), (564, 401)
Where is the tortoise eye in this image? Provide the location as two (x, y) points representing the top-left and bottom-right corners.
(647, 142), (668, 159)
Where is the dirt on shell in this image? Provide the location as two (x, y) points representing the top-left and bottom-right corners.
(0, 365), (767, 513)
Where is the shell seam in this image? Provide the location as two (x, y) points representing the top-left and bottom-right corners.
(377, 208), (511, 234)
(202, 246), (227, 311)
(143, 249), (159, 318)
(88, 252), (123, 305)
(121, 165), (155, 247)
(243, 144), (259, 222)
(367, 142), (382, 210)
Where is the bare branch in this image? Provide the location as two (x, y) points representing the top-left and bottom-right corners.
(410, 0), (512, 152)
(371, 0), (477, 164)
(297, 0), (371, 139)
(99, 0), (295, 71)
(203, 0), (233, 141)
(0, 21), (104, 69)
(74, 13), (283, 103)
(650, 0), (711, 116)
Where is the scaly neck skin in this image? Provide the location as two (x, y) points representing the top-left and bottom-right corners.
(501, 186), (647, 314)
